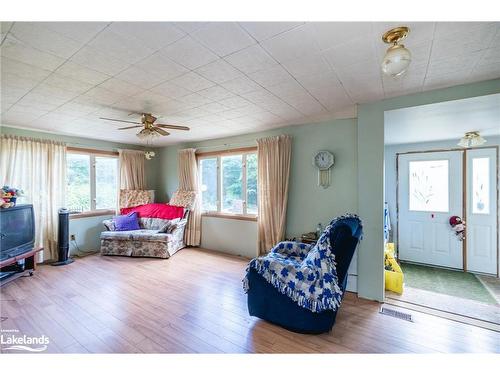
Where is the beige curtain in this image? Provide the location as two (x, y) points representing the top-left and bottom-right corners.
(118, 149), (146, 190)
(257, 134), (292, 254)
(0, 135), (66, 262)
(177, 148), (201, 246)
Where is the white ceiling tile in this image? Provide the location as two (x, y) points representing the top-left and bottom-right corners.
(159, 36), (219, 70)
(433, 22), (495, 37)
(40, 22), (108, 44)
(192, 23), (255, 57)
(115, 65), (167, 89)
(431, 23), (496, 60)
(173, 22), (210, 34)
(70, 45), (131, 76)
(9, 22), (83, 59)
(477, 47), (500, 66)
(97, 78), (144, 97)
(281, 53), (332, 78)
(43, 73), (94, 94)
(1, 56), (52, 81)
(309, 22), (373, 51)
(218, 96), (252, 109)
(2, 21), (497, 146)
(195, 59), (242, 84)
(239, 22), (303, 42)
(249, 65), (293, 88)
(1, 35), (65, 71)
(169, 72), (215, 92)
(52, 101), (103, 117)
(56, 61), (110, 85)
(1, 107), (46, 124)
(88, 29), (155, 65)
(178, 92), (214, 107)
(108, 22), (185, 50)
(134, 53), (188, 81)
(261, 25), (321, 63)
(197, 85), (234, 101)
(266, 80), (306, 100)
(196, 102), (231, 114)
(322, 35), (377, 70)
(221, 76), (262, 95)
(224, 44), (278, 74)
(150, 81), (192, 99)
(77, 86), (125, 106)
(426, 51), (483, 77)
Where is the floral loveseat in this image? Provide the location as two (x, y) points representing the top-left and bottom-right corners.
(100, 189), (196, 259)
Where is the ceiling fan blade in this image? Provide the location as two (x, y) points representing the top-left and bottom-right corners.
(156, 124), (190, 131)
(100, 117), (142, 125)
(154, 127), (170, 136)
(118, 125), (144, 130)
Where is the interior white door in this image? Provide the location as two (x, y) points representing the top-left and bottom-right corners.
(398, 151), (464, 269)
(466, 148), (498, 275)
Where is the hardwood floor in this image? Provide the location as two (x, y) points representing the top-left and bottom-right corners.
(1, 248), (499, 353)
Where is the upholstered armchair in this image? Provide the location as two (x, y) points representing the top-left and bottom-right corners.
(245, 215), (363, 333)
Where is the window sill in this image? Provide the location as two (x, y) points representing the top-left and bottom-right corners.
(69, 209), (116, 220)
(202, 212), (258, 222)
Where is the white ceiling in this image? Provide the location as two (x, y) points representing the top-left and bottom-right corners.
(1, 21), (499, 146)
(385, 93), (500, 145)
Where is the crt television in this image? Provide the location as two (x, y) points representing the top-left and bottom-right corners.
(0, 204), (35, 262)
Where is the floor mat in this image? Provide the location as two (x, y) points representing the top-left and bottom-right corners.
(400, 262), (497, 305)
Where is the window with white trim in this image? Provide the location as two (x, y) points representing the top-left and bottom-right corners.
(66, 150), (118, 213)
(198, 149), (257, 217)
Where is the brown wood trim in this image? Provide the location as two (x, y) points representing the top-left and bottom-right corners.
(69, 209), (116, 219)
(462, 150), (467, 272)
(196, 146), (257, 158)
(67, 146), (119, 156)
(202, 212), (257, 222)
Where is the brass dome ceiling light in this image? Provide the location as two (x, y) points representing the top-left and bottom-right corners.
(381, 26), (411, 77)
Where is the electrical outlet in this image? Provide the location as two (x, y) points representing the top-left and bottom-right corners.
(70, 234), (76, 241)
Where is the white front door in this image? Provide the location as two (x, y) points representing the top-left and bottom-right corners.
(466, 148), (498, 275)
(398, 151), (464, 269)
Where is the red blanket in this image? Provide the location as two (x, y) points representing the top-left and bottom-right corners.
(120, 203), (184, 220)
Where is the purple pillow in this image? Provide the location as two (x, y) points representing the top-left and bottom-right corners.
(113, 212), (140, 231)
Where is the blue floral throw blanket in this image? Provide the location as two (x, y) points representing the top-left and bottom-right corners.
(243, 214), (362, 313)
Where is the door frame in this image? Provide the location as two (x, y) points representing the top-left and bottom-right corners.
(396, 145), (499, 277)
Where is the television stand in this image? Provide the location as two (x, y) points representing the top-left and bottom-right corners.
(0, 247), (43, 286)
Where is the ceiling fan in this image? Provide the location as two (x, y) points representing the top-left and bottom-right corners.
(99, 112), (190, 138)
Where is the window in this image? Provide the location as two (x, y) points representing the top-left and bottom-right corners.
(409, 159), (449, 212)
(66, 149), (118, 214)
(198, 149), (257, 218)
(472, 157), (489, 214)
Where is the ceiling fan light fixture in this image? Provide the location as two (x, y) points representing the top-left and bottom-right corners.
(458, 131), (486, 148)
(381, 26), (412, 78)
(137, 128), (160, 140)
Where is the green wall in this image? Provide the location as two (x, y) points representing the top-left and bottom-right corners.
(156, 118), (359, 238)
(356, 78), (500, 301)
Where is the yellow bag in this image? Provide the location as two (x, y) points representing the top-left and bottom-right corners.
(384, 243), (404, 294)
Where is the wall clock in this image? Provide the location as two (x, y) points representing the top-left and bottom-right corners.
(313, 150), (335, 188)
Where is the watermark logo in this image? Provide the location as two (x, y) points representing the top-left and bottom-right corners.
(1, 329), (49, 352)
